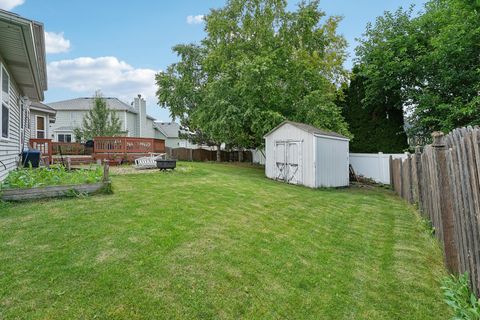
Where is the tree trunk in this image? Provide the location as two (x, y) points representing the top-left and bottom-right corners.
(216, 144), (221, 162)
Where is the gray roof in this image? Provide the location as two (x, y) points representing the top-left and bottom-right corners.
(264, 120), (349, 139)
(48, 97), (138, 113)
(30, 102), (56, 115)
(154, 122), (181, 138)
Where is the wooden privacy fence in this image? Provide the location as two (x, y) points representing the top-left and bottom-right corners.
(166, 147), (253, 162)
(391, 127), (480, 296)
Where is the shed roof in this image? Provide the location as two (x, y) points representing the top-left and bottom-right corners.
(264, 121), (349, 140)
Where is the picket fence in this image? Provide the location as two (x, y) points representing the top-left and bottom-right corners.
(391, 127), (480, 296)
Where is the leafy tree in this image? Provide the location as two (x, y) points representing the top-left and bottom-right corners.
(340, 66), (408, 153)
(156, 0), (350, 150)
(74, 92), (123, 141)
(356, 0), (480, 143)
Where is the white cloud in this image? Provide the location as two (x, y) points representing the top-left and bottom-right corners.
(47, 56), (158, 103)
(186, 15), (204, 25)
(45, 31), (71, 54)
(0, 0), (24, 10)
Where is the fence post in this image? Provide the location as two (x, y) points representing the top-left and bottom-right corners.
(415, 146), (423, 212)
(432, 131), (459, 273)
(389, 156), (394, 187)
(102, 160), (110, 183)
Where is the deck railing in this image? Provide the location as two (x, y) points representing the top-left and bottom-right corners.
(94, 137), (165, 154)
(28, 137), (165, 164)
(52, 142), (86, 155)
(29, 138), (53, 164)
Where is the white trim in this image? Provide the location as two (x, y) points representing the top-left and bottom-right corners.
(313, 133), (350, 142)
(35, 115), (46, 138)
(1, 65), (9, 104)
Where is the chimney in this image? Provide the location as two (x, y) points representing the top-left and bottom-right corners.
(133, 94), (146, 137)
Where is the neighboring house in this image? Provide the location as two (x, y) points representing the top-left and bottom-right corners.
(47, 94), (163, 142)
(0, 10), (47, 181)
(154, 122), (198, 149)
(30, 102), (56, 140)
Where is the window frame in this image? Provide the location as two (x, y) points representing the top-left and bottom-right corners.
(36, 115), (46, 139)
(57, 133), (72, 143)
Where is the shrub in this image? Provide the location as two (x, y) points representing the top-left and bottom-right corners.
(1, 165), (103, 190)
(442, 273), (480, 319)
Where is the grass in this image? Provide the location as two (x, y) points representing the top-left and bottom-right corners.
(0, 162), (450, 319)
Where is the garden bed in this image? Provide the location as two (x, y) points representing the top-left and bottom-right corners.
(0, 162), (111, 201)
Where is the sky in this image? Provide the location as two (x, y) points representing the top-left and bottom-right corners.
(1, 0), (426, 122)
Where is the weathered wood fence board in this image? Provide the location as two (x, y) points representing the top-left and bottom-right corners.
(165, 148), (253, 163)
(391, 126), (480, 296)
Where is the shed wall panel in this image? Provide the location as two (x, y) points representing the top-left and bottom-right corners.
(315, 137), (349, 187)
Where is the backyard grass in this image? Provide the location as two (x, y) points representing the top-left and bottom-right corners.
(0, 162), (450, 319)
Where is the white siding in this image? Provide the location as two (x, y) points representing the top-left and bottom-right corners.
(0, 57), (22, 181)
(265, 123), (316, 188)
(315, 136), (349, 187)
(50, 110), (132, 141)
(350, 153), (408, 184)
(144, 118), (156, 138)
(126, 112), (137, 136)
(252, 149), (266, 165)
(50, 110), (86, 139)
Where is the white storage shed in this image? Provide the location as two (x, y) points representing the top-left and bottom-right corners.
(264, 121), (350, 188)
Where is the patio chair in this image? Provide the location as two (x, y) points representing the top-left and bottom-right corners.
(134, 153), (166, 170)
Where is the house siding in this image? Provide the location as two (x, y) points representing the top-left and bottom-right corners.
(0, 56), (23, 181)
(50, 110), (133, 141)
(126, 112), (137, 137)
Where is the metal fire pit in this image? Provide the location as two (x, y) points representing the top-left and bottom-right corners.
(156, 159), (177, 170)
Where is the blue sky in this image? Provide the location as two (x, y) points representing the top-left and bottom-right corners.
(1, 0), (426, 122)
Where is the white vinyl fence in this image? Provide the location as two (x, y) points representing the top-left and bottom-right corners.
(349, 152), (408, 184)
(252, 149), (266, 165)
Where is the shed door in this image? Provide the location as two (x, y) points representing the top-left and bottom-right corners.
(274, 140), (303, 185)
(275, 141), (287, 181)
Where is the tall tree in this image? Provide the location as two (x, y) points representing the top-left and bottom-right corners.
(356, 0), (480, 143)
(74, 92), (122, 141)
(340, 66), (408, 153)
(156, 0), (350, 149)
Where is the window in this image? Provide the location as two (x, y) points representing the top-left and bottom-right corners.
(58, 134), (72, 143)
(36, 116), (45, 139)
(2, 104), (8, 138)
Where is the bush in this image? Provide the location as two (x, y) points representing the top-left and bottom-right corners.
(1, 165), (103, 190)
(442, 273), (480, 319)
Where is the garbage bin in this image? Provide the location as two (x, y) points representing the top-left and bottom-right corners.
(22, 149), (41, 168)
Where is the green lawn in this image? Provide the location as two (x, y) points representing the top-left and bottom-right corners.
(0, 162), (450, 319)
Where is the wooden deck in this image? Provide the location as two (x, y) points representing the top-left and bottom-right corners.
(29, 137), (166, 165)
